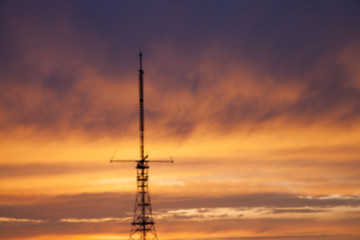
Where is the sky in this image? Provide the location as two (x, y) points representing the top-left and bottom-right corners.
(1, 0), (360, 239)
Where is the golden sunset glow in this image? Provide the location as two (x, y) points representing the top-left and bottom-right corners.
(1, 1), (360, 240)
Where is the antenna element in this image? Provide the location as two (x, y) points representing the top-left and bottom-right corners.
(111, 53), (173, 240)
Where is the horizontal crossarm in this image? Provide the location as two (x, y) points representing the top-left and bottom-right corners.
(110, 160), (138, 163)
(110, 159), (174, 163)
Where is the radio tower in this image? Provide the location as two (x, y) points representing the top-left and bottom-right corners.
(111, 53), (173, 240)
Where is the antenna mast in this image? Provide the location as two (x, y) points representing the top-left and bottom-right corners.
(111, 52), (173, 240)
(139, 52), (145, 160)
(130, 52), (158, 240)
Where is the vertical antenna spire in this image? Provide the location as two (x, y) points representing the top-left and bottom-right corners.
(139, 52), (145, 160)
(133, 52), (158, 240)
(140, 51), (143, 69)
(111, 53), (173, 240)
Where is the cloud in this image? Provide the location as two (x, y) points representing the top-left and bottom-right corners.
(59, 217), (128, 223)
(0, 162), (108, 178)
(1, 191), (360, 239)
(1, 192), (359, 221)
(0, 192), (134, 220)
(0, 217), (44, 223)
(1, 1), (360, 239)
(270, 208), (328, 214)
(156, 193), (360, 210)
(1, 1), (360, 139)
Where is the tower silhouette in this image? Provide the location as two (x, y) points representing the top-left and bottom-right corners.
(111, 53), (173, 240)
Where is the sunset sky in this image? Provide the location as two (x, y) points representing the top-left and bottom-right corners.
(1, 1), (360, 240)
